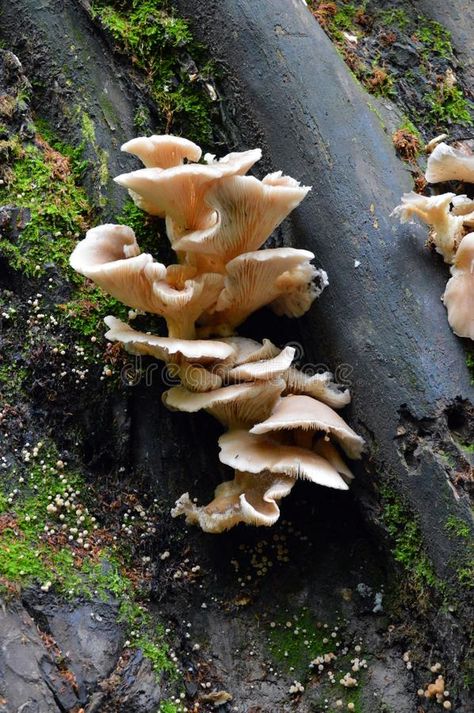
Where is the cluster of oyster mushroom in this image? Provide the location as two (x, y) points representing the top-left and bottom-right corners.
(392, 141), (474, 341)
(70, 134), (365, 533)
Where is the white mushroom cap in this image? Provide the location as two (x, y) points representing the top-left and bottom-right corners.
(204, 148), (262, 175)
(204, 248), (317, 331)
(162, 379), (285, 427)
(391, 191), (471, 263)
(114, 163), (222, 224)
(219, 337), (281, 365)
(219, 430), (348, 489)
(226, 346), (296, 382)
(451, 195), (474, 216)
(171, 471), (295, 533)
(283, 367), (351, 409)
(250, 395), (365, 459)
(103, 316), (235, 363)
(425, 142), (474, 184)
(70, 224), (169, 312)
(443, 232), (474, 340)
(173, 174), (310, 262)
(121, 134), (202, 168)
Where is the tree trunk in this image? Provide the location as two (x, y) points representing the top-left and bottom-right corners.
(0, 1), (472, 711)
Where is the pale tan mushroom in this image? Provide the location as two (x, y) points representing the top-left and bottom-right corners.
(391, 191), (474, 263)
(204, 148), (262, 175)
(200, 248), (319, 332)
(283, 367), (351, 409)
(114, 163), (223, 225)
(425, 142), (474, 184)
(226, 346), (296, 383)
(443, 232), (474, 340)
(220, 336), (281, 365)
(173, 174), (310, 263)
(70, 224), (168, 312)
(250, 395), (365, 459)
(104, 316), (234, 363)
(121, 134), (202, 168)
(162, 379), (285, 427)
(218, 430), (348, 489)
(171, 471), (295, 533)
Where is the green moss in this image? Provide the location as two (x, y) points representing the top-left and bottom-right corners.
(267, 609), (335, 675)
(416, 17), (453, 59)
(397, 118), (423, 145)
(91, 0), (217, 144)
(159, 702), (181, 713)
(466, 350), (474, 385)
(379, 484), (441, 596)
(425, 85), (474, 128)
(378, 8), (410, 30)
(0, 138), (90, 277)
(445, 516), (471, 540)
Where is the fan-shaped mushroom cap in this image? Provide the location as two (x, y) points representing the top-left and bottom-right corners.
(173, 174), (310, 262)
(70, 224), (169, 312)
(283, 367), (351, 409)
(163, 379), (285, 427)
(204, 148), (262, 175)
(203, 248), (317, 331)
(219, 430), (348, 489)
(171, 471), (294, 533)
(167, 363), (223, 392)
(443, 232), (474, 340)
(271, 265), (328, 318)
(103, 316), (234, 363)
(220, 337), (280, 365)
(451, 195), (474, 216)
(425, 142), (474, 184)
(250, 395), (365, 459)
(121, 134), (202, 169)
(391, 191), (473, 263)
(114, 163), (223, 224)
(227, 346), (296, 382)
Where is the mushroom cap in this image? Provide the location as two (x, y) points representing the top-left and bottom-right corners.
(443, 232), (474, 340)
(451, 195), (474, 216)
(173, 173), (310, 262)
(283, 367), (351, 409)
(162, 379), (285, 427)
(391, 191), (466, 264)
(219, 337), (280, 365)
(218, 430), (348, 489)
(171, 471), (294, 533)
(70, 224), (169, 313)
(103, 316), (235, 363)
(425, 142), (474, 184)
(121, 134), (202, 168)
(227, 346), (296, 382)
(205, 247), (317, 330)
(204, 148), (262, 175)
(250, 395), (365, 459)
(114, 163), (222, 225)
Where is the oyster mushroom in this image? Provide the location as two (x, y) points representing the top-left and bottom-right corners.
(201, 247), (320, 333)
(163, 379), (285, 427)
(121, 134), (202, 168)
(218, 430), (349, 490)
(425, 142), (474, 184)
(391, 191), (474, 263)
(250, 394), (365, 459)
(443, 232), (474, 340)
(171, 472), (295, 533)
(173, 173), (310, 263)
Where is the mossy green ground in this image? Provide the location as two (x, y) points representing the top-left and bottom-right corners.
(309, 1), (474, 137)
